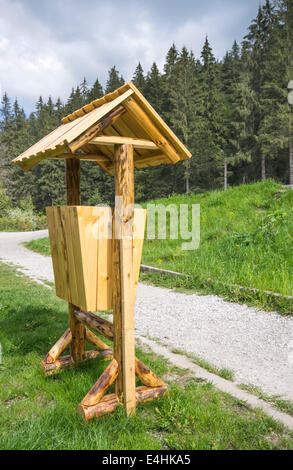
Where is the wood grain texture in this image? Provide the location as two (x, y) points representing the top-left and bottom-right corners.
(78, 385), (168, 421)
(47, 153), (111, 163)
(135, 385), (168, 403)
(46, 206), (145, 311)
(85, 327), (111, 351)
(78, 393), (120, 421)
(81, 359), (118, 407)
(135, 358), (165, 388)
(43, 328), (72, 364)
(123, 97), (180, 164)
(13, 82), (191, 173)
(74, 309), (114, 340)
(113, 143), (136, 416)
(12, 89), (133, 171)
(90, 136), (158, 150)
(68, 105), (126, 153)
(66, 158), (86, 363)
(41, 349), (112, 376)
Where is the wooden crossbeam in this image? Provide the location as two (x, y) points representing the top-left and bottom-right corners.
(41, 349), (112, 376)
(89, 136), (158, 150)
(78, 385), (168, 421)
(78, 393), (120, 421)
(68, 105), (126, 153)
(74, 309), (114, 340)
(48, 153), (111, 163)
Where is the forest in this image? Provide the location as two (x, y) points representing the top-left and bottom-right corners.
(0, 0), (292, 211)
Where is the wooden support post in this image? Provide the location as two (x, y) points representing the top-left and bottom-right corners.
(66, 158), (86, 363)
(113, 143), (136, 416)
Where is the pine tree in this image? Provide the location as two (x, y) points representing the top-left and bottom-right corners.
(220, 41), (252, 187)
(167, 47), (198, 193)
(105, 66), (125, 93)
(144, 62), (164, 113)
(87, 77), (104, 102)
(275, 0), (293, 183)
(80, 77), (89, 103)
(195, 37), (223, 190)
(0, 93), (13, 135)
(132, 62), (146, 93)
(243, 1), (279, 181)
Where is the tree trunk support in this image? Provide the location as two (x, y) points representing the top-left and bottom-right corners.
(66, 158), (86, 363)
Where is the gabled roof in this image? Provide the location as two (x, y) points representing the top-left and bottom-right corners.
(12, 82), (191, 174)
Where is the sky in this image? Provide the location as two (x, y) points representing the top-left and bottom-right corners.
(0, 0), (261, 114)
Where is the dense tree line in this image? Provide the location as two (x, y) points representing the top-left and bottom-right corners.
(0, 0), (292, 211)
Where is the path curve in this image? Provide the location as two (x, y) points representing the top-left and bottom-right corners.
(0, 230), (292, 401)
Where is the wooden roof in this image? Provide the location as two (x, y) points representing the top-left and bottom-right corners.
(12, 82), (191, 174)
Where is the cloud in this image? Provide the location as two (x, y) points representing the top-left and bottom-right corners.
(0, 0), (259, 113)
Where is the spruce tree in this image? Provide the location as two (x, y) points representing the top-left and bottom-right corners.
(105, 66), (125, 93)
(87, 77), (104, 102)
(132, 62), (146, 93)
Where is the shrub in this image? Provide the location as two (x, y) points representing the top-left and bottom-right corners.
(0, 184), (12, 217)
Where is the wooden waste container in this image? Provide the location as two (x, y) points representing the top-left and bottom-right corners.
(46, 206), (146, 312)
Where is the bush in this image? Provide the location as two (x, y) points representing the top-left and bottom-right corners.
(0, 188), (47, 232)
(0, 184), (11, 217)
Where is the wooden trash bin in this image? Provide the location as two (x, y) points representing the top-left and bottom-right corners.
(46, 205), (146, 312)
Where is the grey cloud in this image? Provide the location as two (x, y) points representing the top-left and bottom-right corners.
(0, 0), (260, 113)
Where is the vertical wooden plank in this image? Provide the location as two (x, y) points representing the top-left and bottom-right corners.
(112, 214), (123, 398)
(96, 207), (112, 310)
(66, 158), (86, 363)
(113, 144), (136, 416)
(132, 209), (146, 299)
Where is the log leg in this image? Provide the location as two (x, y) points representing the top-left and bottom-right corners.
(135, 358), (166, 388)
(85, 327), (112, 352)
(41, 349), (112, 376)
(43, 328), (72, 364)
(81, 359), (119, 407)
(79, 394), (120, 421)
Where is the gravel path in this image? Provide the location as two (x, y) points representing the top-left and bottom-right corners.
(1, 230), (293, 401)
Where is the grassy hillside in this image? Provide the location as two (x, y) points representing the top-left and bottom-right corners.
(25, 181), (293, 313)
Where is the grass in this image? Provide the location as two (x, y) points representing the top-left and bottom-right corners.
(0, 263), (293, 449)
(238, 384), (293, 418)
(24, 237), (51, 256)
(24, 181), (293, 314)
(171, 348), (235, 381)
